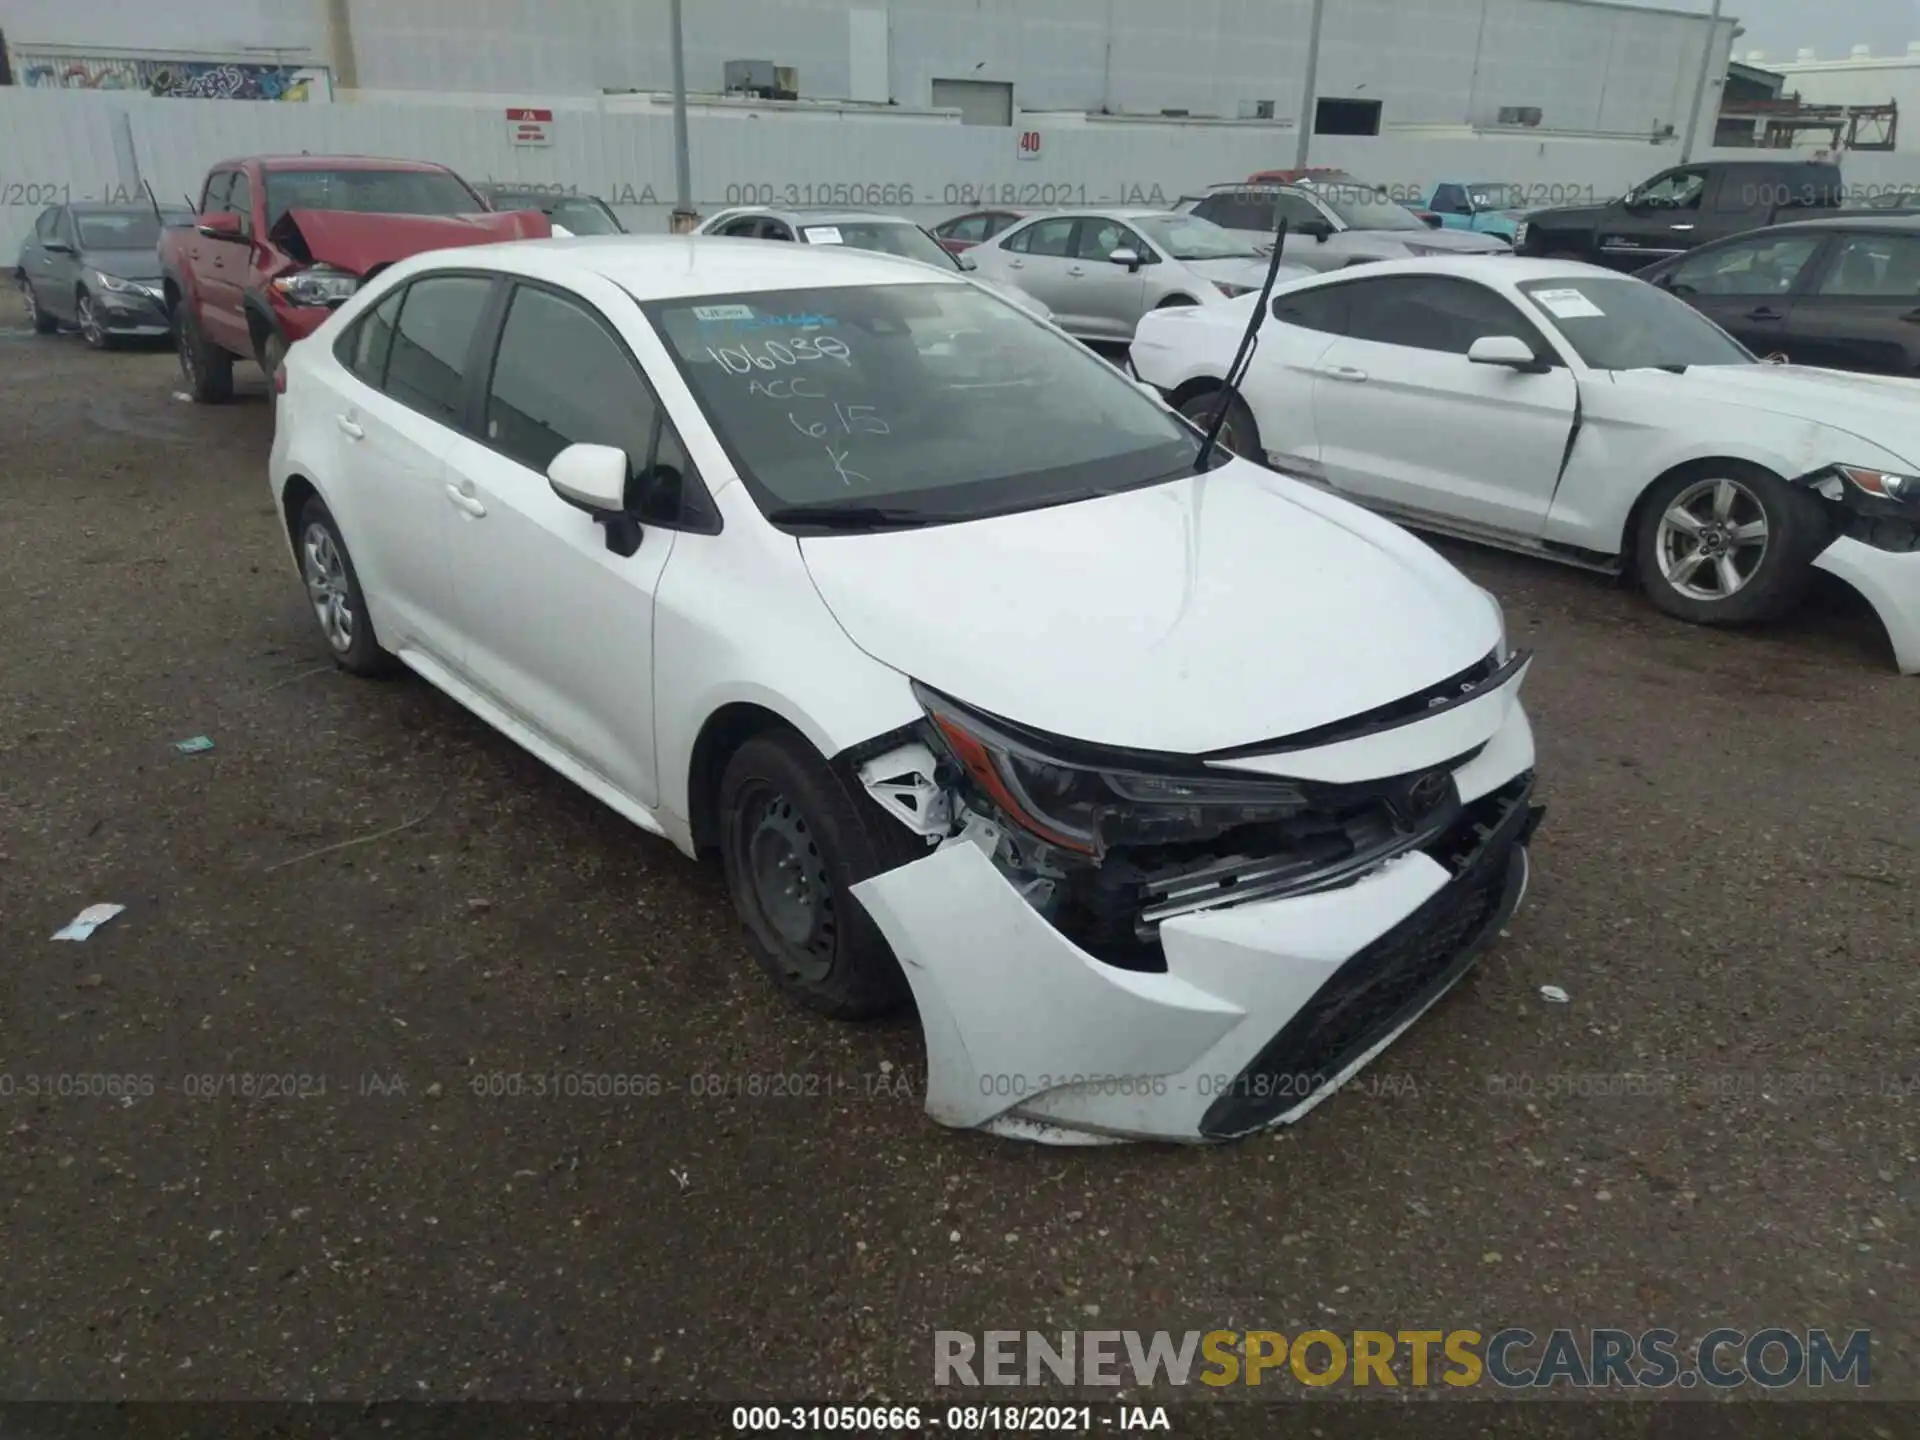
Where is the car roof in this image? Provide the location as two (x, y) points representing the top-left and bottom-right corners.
(1748, 213), (1920, 233)
(391, 235), (959, 301)
(1004, 208), (1178, 222)
(218, 155), (461, 174)
(1267, 254), (1620, 293)
(68, 200), (188, 214)
(711, 207), (919, 226)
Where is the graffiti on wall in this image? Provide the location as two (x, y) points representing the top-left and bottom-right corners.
(17, 54), (330, 101)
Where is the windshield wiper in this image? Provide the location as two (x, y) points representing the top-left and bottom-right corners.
(763, 504), (958, 530)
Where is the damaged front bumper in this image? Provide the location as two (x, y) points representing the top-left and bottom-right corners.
(1814, 535), (1920, 675)
(848, 666), (1542, 1144)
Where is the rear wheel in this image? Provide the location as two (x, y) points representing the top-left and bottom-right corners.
(717, 730), (918, 1020)
(1177, 390), (1263, 463)
(1633, 462), (1830, 625)
(20, 277), (56, 335)
(176, 305), (234, 403)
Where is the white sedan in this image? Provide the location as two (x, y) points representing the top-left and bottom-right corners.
(269, 236), (1541, 1145)
(1130, 256), (1920, 674)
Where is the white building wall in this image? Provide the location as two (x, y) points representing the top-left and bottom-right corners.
(0, 0), (1730, 137)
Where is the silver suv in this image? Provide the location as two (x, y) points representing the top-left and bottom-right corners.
(1177, 174), (1511, 271)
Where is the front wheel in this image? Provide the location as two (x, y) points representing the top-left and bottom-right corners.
(717, 731), (918, 1021)
(77, 292), (112, 350)
(1633, 463), (1831, 625)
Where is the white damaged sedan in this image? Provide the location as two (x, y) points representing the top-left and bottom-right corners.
(269, 237), (1542, 1144)
(1130, 256), (1920, 674)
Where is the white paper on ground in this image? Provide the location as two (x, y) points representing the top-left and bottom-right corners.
(51, 903), (126, 942)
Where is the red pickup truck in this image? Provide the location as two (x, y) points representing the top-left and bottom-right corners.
(161, 154), (551, 402)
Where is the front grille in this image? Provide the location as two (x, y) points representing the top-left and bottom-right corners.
(1198, 779), (1539, 1139)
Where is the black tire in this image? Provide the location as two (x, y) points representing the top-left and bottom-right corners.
(1155, 293), (1198, 309)
(262, 330), (288, 379)
(76, 291), (113, 350)
(294, 496), (397, 677)
(717, 730), (920, 1021)
(175, 304), (234, 403)
(20, 277), (56, 335)
(1633, 461), (1831, 626)
(1177, 390), (1263, 463)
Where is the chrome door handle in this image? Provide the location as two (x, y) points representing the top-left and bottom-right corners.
(1323, 365), (1369, 382)
(335, 415), (364, 439)
(445, 483), (487, 517)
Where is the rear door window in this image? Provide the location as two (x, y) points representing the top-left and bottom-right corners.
(1814, 234), (1920, 298)
(382, 274), (496, 426)
(336, 287), (406, 387)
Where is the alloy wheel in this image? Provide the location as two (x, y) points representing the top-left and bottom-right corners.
(78, 296), (103, 347)
(301, 522), (355, 654)
(19, 280), (38, 328)
(1655, 476), (1770, 602)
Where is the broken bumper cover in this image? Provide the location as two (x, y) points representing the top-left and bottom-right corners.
(1814, 533), (1920, 674)
(851, 707), (1541, 1145)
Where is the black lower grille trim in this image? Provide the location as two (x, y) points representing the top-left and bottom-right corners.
(1199, 782), (1542, 1139)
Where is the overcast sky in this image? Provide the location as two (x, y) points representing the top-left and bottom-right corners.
(1630, 0), (1920, 61)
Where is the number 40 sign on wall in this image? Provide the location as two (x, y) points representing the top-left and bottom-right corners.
(1016, 130), (1042, 161)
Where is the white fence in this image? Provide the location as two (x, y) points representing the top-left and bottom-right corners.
(4, 88), (1919, 259)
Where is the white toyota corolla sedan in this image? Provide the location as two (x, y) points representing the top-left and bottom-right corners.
(1129, 256), (1920, 674)
(268, 237), (1543, 1145)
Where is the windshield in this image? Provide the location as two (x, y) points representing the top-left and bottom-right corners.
(264, 169), (480, 228)
(548, 197), (623, 234)
(75, 209), (191, 249)
(803, 221), (957, 270)
(644, 282), (1202, 525)
(1466, 183), (1522, 211)
(1518, 277), (1751, 370)
(1132, 214), (1258, 261)
(1311, 180), (1427, 231)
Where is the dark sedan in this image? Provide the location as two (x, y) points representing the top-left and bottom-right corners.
(473, 184), (626, 235)
(13, 202), (192, 347)
(1639, 214), (1920, 376)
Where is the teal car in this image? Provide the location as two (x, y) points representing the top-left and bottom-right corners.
(1424, 182), (1526, 242)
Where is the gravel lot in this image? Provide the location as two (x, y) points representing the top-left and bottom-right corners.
(1, 293), (1914, 1425)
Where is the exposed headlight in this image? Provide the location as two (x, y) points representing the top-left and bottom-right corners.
(271, 265), (361, 308)
(915, 683), (1309, 856)
(1212, 280), (1254, 297)
(91, 269), (153, 296)
(1835, 465), (1920, 503)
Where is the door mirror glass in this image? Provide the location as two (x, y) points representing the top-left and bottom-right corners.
(1467, 334), (1544, 370)
(1108, 247), (1141, 269)
(197, 211), (246, 241)
(547, 442), (631, 518)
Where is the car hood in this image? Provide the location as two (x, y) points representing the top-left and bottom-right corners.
(798, 460), (1499, 753)
(80, 247), (164, 282)
(269, 207), (552, 276)
(1182, 256), (1312, 288)
(1389, 227), (1511, 253)
(1612, 364), (1920, 466)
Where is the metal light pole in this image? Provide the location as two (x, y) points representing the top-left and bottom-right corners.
(1292, 0), (1327, 171)
(1680, 0), (1726, 163)
(669, 0), (697, 232)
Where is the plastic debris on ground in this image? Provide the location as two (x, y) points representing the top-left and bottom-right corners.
(51, 903), (126, 942)
(173, 735), (215, 755)
(1539, 984), (1571, 1004)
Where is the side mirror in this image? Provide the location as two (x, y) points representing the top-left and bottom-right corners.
(1298, 219), (1333, 243)
(1467, 335), (1548, 373)
(1108, 247), (1143, 271)
(957, 253), (978, 271)
(44, 239), (74, 255)
(197, 212), (245, 241)
(548, 442), (630, 520)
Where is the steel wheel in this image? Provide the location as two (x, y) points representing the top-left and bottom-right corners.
(1654, 476), (1770, 602)
(736, 783), (836, 983)
(20, 279), (40, 328)
(77, 294), (105, 348)
(301, 521), (355, 655)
